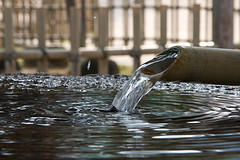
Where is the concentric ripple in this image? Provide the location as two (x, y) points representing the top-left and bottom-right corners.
(0, 73), (240, 159)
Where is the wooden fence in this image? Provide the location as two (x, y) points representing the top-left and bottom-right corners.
(0, 2), (204, 75)
(7, 0), (239, 75)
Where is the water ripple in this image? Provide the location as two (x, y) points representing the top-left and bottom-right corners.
(0, 74), (240, 159)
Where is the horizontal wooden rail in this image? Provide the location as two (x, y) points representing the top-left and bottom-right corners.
(0, 46), (164, 60)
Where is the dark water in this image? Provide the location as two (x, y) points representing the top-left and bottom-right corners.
(0, 73), (240, 160)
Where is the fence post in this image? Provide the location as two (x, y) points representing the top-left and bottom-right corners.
(80, 0), (86, 47)
(193, 4), (200, 46)
(98, 7), (109, 74)
(123, 0), (130, 45)
(155, 1), (160, 44)
(108, 1), (114, 45)
(93, 0), (99, 46)
(160, 5), (167, 48)
(212, 0), (233, 48)
(4, 7), (16, 73)
(133, 5), (141, 71)
(70, 7), (81, 76)
(37, 8), (48, 72)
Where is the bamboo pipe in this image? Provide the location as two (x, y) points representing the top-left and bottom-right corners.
(140, 46), (240, 85)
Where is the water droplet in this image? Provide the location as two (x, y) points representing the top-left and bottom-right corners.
(87, 60), (91, 70)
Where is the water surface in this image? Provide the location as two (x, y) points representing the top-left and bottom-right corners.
(0, 73), (240, 159)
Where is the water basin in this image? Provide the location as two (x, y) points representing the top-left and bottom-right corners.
(0, 73), (240, 159)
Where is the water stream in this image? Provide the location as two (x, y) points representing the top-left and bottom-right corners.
(112, 47), (180, 112)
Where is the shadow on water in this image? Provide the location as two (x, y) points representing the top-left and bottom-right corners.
(0, 73), (240, 159)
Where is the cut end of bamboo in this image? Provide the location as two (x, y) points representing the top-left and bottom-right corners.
(140, 46), (240, 85)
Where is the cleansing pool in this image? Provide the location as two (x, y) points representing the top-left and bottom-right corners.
(0, 73), (240, 159)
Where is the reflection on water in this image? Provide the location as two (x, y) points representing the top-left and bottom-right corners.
(0, 73), (240, 159)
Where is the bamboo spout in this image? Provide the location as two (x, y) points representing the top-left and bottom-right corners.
(140, 46), (240, 85)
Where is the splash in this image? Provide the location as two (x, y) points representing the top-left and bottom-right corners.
(112, 47), (180, 113)
(112, 68), (156, 112)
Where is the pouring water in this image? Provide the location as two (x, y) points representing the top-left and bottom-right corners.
(112, 47), (180, 113)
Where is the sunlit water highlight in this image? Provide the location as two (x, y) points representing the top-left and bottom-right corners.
(0, 73), (240, 159)
(112, 49), (179, 112)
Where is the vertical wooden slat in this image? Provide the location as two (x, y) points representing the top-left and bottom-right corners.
(213, 0), (233, 48)
(108, 0), (113, 45)
(123, 0), (129, 46)
(155, 1), (161, 44)
(98, 7), (108, 74)
(193, 4), (200, 46)
(22, 0), (26, 47)
(93, 0), (98, 46)
(160, 5), (167, 47)
(4, 7), (16, 73)
(80, 0), (86, 47)
(70, 7), (81, 76)
(139, 0), (144, 44)
(87, 0), (94, 35)
(37, 8), (48, 72)
(29, 0), (34, 44)
(133, 5), (141, 71)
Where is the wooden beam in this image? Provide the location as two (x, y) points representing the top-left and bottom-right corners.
(98, 7), (109, 74)
(37, 8), (48, 72)
(4, 7), (16, 73)
(193, 4), (200, 46)
(160, 5), (167, 47)
(133, 5), (141, 71)
(70, 7), (81, 76)
(213, 0), (233, 48)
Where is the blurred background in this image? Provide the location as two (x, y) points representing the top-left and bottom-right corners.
(0, 0), (237, 75)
